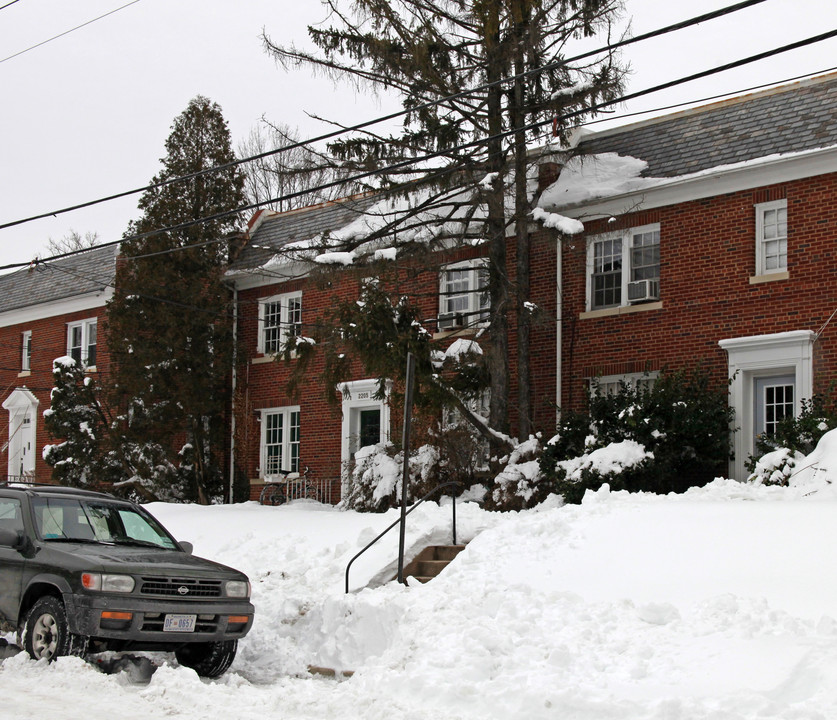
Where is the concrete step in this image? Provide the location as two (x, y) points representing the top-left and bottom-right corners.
(399, 544), (467, 584)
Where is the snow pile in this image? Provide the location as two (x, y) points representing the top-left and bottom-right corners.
(5, 433), (837, 718)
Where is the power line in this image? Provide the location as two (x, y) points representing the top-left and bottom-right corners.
(0, 0), (770, 232)
(0, 0), (142, 65)
(3, 26), (836, 276)
(0, 1), (22, 11)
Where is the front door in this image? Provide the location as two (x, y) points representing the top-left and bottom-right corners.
(753, 375), (795, 448)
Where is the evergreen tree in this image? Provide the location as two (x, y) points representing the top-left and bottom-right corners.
(43, 357), (109, 488)
(264, 0), (624, 451)
(106, 96), (245, 503)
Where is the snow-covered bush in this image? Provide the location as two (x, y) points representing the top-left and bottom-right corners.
(747, 447), (804, 486)
(487, 437), (546, 511)
(747, 395), (837, 473)
(341, 442), (441, 512)
(527, 368), (732, 506)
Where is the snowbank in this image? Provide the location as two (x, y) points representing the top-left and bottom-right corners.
(4, 455), (837, 718)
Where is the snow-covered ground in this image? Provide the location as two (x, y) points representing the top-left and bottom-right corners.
(3, 470), (837, 718)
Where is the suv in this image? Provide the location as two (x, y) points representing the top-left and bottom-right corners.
(0, 484), (254, 678)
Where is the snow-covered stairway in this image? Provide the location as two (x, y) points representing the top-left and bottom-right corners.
(400, 544), (466, 584)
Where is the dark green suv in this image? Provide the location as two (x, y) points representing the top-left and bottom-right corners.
(0, 484), (254, 678)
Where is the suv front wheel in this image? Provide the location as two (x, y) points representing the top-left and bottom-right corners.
(175, 639), (238, 678)
(23, 596), (88, 661)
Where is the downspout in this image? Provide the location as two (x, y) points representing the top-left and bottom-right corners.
(228, 285), (238, 504)
(556, 233), (562, 423)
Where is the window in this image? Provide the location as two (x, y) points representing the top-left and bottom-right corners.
(67, 318), (97, 368)
(589, 372), (658, 397)
(756, 376), (795, 438)
(260, 407), (301, 477)
(755, 199), (787, 275)
(588, 225), (660, 310)
(21, 331), (31, 372)
(258, 292), (302, 354)
(439, 260), (489, 330)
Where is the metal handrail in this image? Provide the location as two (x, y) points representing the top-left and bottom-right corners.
(345, 481), (462, 594)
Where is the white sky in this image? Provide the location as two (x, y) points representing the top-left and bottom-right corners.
(1, 0), (836, 268)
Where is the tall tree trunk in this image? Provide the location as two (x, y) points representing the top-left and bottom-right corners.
(512, 0), (532, 439)
(484, 4), (511, 441)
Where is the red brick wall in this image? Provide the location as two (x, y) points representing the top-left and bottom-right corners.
(560, 174), (837, 410)
(234, 228), (560, 498)
(0, 304), (110, 482)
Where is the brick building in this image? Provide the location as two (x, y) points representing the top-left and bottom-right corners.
(5, 74), (836, 494)
(542, 72), (837, 480)
(0, 245), (116, 481)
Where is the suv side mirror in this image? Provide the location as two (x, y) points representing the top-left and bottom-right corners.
(179, 541), (193, 555)
(0, 527), (22, 549)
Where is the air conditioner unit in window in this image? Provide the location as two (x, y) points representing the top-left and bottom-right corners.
(627, 279), (660, 303)
(438, 313), (465, 331)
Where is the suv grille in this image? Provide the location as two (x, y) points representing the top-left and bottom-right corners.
(139, 577), (223, 598)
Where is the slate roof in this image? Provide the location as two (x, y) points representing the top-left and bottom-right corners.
(230, 194), (380, 272)
(0, 243), (118, 315)
(576, 72), (837, 177)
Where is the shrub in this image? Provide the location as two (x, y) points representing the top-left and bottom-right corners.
(531, 368), (733, 506)
(748, 395), (837, 465)
(341, 442), (442, 512)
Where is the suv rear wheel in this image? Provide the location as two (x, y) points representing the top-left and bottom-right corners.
(175, 639), (237, 678)
(23, 596), (88, 661)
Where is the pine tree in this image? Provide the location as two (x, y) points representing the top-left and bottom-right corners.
(264, 0), (624, 449)
(43, 357), (109, 488)
(106, 96), (245, 503)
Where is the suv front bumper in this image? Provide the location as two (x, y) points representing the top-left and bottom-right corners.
(66, 592), (255, 646)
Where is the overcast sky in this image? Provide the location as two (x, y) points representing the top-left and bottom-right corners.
(1, 0), (836, 268)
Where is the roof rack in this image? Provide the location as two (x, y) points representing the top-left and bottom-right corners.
(0, 481), (113, 498)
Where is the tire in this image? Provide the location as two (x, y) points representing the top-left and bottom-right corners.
(23, 596), (88, 662)
(259, 485), (285, 506)
(175, 640), (238, 678)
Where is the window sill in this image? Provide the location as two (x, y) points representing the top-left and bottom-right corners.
(252, 354), (277, 365)
(17, 370), (31, 378)
(580, 301), (663, 320)
(749, 271), (789, 284)
(433, 326), (486, 340)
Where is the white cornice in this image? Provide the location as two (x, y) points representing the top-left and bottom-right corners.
(0, 289), (112, 328)
(556, 147), (837, 220)
(226, 261), (313, 291)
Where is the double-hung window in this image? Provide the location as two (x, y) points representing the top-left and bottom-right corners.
(67, 319), (97, 368)
(21, 331), (32, 372)
(588, 225), (660, 310)
(755, 199), (787, 276)
(260, 407), (301, 477)
(439, 260), (489, 330)
(258, 292), (302, 354)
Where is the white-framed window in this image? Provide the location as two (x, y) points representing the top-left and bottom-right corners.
(587, 225), (660, 310)
(439, 260), (489, 330)
(258, 292), (302, 354)
(67, 318), (97, 368)
(259, 406), (301, 477)
(21, 331), (32, 372)
(755, 199), (787, 275)
(589, 371), (658, 397)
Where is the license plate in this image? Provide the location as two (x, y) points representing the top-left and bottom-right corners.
(163, 614), (196, 632)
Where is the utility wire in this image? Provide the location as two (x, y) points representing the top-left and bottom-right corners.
(0, 0), (21, 11)
(0, 0), (142, 65)
(0, 0), (770, 232)
(3, 26), (836, 275)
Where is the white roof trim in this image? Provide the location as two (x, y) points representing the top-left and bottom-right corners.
(0, 289), (111, 328)
(554, 146), (837, 220)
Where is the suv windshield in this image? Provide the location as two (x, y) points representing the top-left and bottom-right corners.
(31, 496), (178, 550)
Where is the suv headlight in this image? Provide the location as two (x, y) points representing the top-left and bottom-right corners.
(82, 572), (135, 593)
(225, 580), (250, 598)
